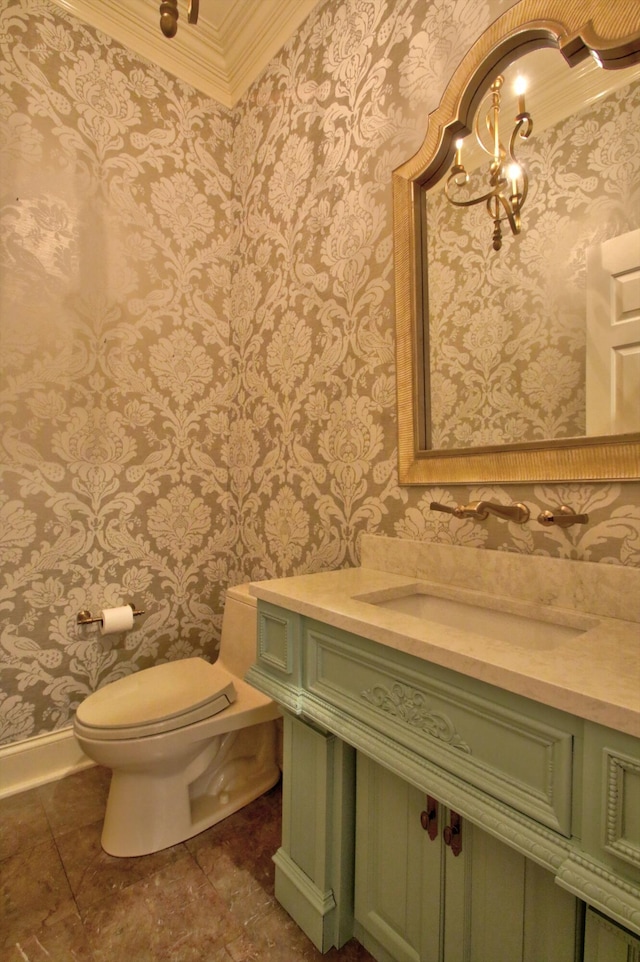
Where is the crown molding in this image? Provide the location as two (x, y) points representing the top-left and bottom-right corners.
(221, 0), (317, 103)
(49, 0), (317, 107)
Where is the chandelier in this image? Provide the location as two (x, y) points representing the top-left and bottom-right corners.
(159, 0), (199, 38)
(445, 74), (533, 251)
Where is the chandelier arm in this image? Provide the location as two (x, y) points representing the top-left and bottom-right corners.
(495, 191), (521, 236)
(445, 168), (501, 209)
(487, 193), (522, 239)
(515, 111), (533, 141)
(474, 98), (504, 166)
(507, 114), (532, 208)
(487, 192), (522, 251)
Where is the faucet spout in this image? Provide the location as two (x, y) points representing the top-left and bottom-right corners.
(458, 500), (530, 524)
(430, 501), (460, 516)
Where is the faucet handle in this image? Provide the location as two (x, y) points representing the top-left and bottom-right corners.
(537, 505), (589, 528)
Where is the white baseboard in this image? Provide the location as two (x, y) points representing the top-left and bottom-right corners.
(0, 727), (95, 799)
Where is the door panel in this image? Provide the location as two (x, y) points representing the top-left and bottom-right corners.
(586, 228), (640, 435)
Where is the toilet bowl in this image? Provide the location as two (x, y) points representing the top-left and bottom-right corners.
(73, 584), (281, 857)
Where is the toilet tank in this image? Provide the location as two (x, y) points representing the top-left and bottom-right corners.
(217, 583), (259, 679)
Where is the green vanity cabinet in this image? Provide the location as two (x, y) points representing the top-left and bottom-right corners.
(248, 600), (640, 959)
(354, 753), (581, 962)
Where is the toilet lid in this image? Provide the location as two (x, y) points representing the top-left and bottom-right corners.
(75, 658), (237, 737)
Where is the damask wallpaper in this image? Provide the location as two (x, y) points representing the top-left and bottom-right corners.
(1, 0), (639, 750)
(427, 74), (640, 448)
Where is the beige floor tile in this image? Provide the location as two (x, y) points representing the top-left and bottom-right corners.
(242, 900), (329, 961)
(55, 817), (187, 910)
(224, 928), (272, 961)
(81, 855), (244, 962)
(38, 765), (111, 837)
(3, 911), (97, 962)
(0, 788), (52, 861)
(4, 768), (375, 961)
(0, 837), (79, 948)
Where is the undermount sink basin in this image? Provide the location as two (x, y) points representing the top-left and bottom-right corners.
(367, 591), (586, 647)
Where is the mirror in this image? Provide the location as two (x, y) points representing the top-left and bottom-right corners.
(426, 51), (640, 450)
(393, 0), (640, 483)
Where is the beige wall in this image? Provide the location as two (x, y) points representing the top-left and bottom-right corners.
(1, 0), (639, 748)
(0, 0), (237, 744)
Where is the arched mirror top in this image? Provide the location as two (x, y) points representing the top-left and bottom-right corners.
(393, 0), (640, 484)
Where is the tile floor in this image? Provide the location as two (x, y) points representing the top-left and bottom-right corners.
(1, 766), (375, 962)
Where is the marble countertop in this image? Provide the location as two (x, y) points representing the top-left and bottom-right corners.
(249, 559), (640, 738)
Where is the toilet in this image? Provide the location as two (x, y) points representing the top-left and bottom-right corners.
(73, 584), (281, 857)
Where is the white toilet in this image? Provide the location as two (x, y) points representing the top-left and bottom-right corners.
(73, 584), (281, 857)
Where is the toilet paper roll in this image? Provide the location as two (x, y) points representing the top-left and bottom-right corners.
(100, 605), (135, 635)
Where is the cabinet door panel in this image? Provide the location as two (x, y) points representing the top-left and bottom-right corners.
(523, 859), (582, 962)
(355, 754), (442, 962)
(460, 823), (524, 962)
(452, 828), (580, 962)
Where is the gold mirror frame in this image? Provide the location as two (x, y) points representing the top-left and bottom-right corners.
(393, 0), (640, 484)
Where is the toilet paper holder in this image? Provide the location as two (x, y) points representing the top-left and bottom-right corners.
(77, 604), (145, 626)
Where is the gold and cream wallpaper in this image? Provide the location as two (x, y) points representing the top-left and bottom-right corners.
(1, 0), (639, 749)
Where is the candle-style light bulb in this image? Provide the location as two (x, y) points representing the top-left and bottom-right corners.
(507, 163), (521, 196)
(514, 76), (527, 115)
(455, 138), (464, 166)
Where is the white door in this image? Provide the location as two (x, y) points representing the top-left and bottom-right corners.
(586, 228), (640, 435)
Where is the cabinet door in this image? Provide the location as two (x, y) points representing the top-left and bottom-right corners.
(355, 755), (581, 962)
(584, 908), (640, 962)
(444, 819), (524, 962)
(448, 823), (580, 962)
(354, 753), (442, 962)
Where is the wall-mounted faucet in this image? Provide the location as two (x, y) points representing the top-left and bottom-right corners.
(430, 500), (530, 524)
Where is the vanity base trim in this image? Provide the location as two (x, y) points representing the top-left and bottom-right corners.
(273, 848), (338, 953)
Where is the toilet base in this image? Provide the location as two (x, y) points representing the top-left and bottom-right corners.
(101, 722), (280, 857)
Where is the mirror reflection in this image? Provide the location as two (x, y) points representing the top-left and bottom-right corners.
(423, 49), (640, 452)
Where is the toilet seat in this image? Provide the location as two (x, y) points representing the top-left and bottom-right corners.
(75, 658), (237, 740)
